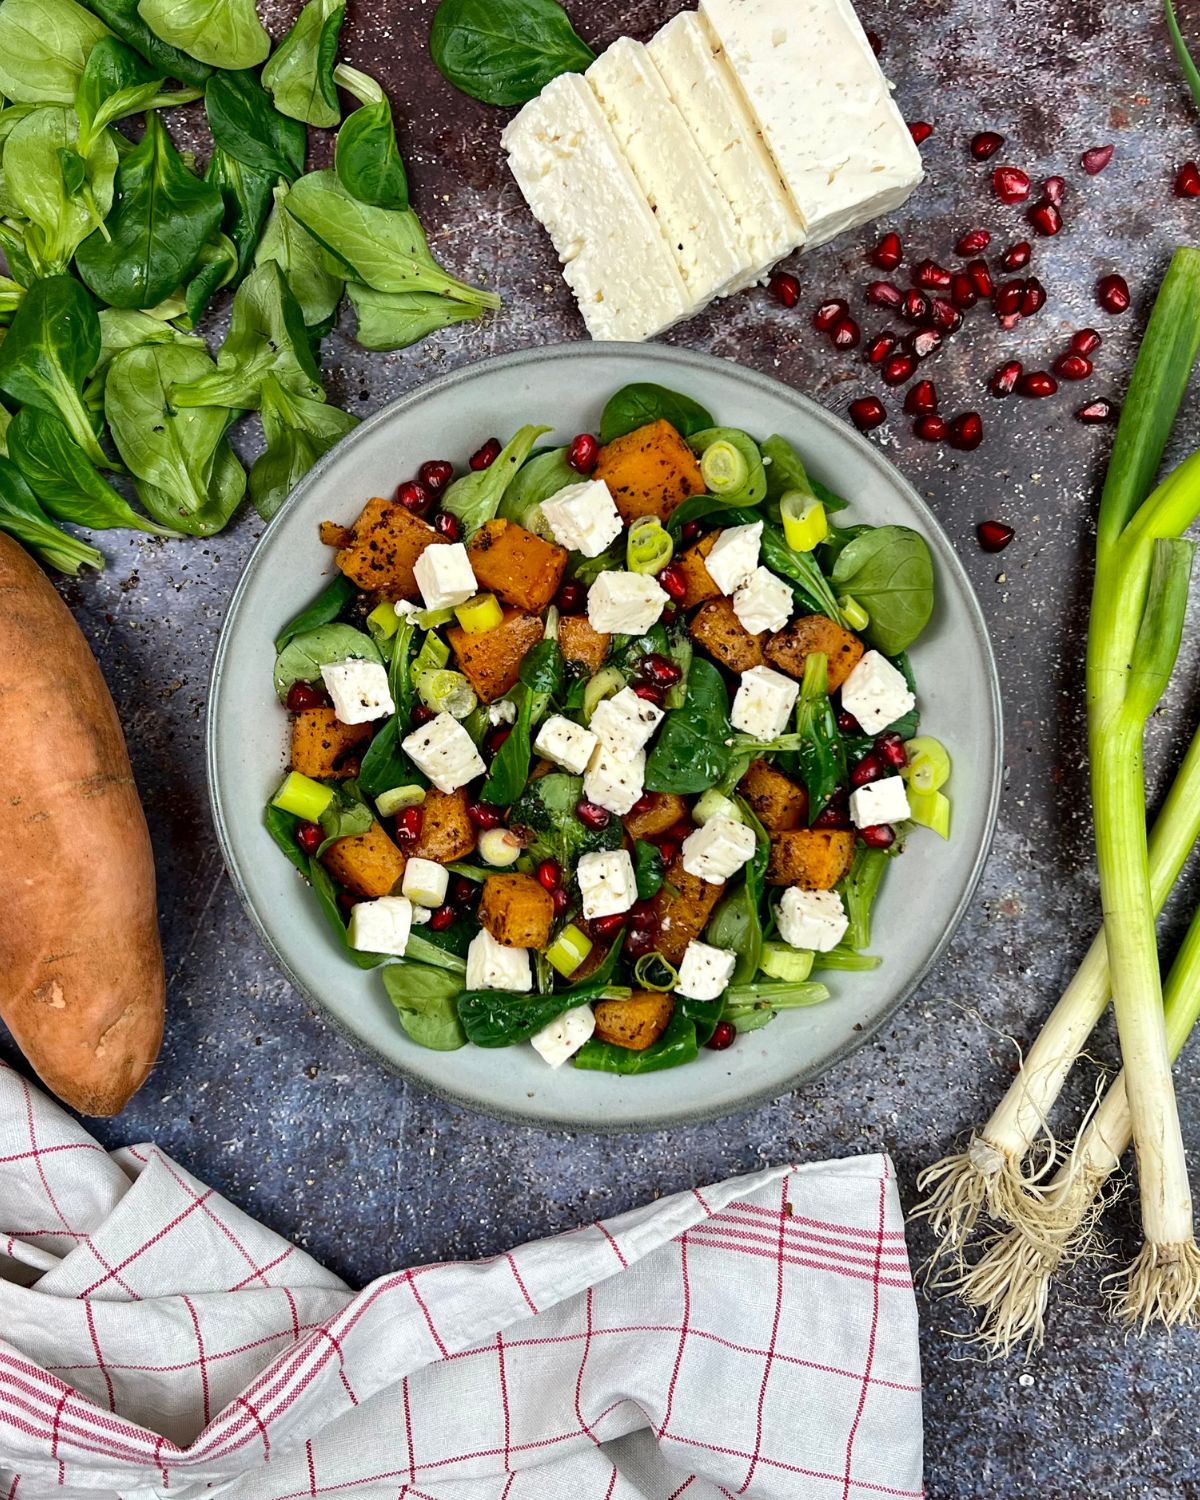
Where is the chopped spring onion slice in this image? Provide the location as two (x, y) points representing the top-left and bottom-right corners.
(759, 942), (814, 982)
(417, 668), (477, 718)
(838, 594), (870, 631)
(701, 438), (750, 496)
(582, 665), (625, 723)
(903, 736), (952, 793)
(626, 516), (674, 575)
(367, 600), (401, 640)
(272, 771), (334, 823)
(455, 592), (503, 635)
(547, 923), (592, 977)
(417, 606), (455, 629)
(375, 784), (426, 817)
(543, 605), (559, 641)
(633, 951), (678, 991)
(478, 828), (522, 866)
(781, 491), (828, 552)
(908, 787), (951, 839)
(693, 789), (742, 826)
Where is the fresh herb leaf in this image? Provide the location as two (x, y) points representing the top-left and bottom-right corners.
(357, 716), (427, 799)
(3, 105), (118, 275)
(273, 621), (381, 701)
(180, 230), (241, 329)
(645, 659), (732, 796)
(317, 780), (375, 845)
(333, 64), (408, 209)
(633, 839), (665, 901)
(382, 963), (466, 1050)
(0, 0), (111, 105)
(275, 573), (356, 652)
(347, 282), (479, 351)
(430, 0), (594, 107)
(599, 382), (713, 445)
(499, 445), (575, 525)
(830, 524), (935, 655)
(756, 515), (845, 622)
(574, 1007), (699, 1074)
(83, 0), (212, 84)
(74, 36), (201, 152)
(263, 0), (344, 127)
(136, 0), (270, 70)
(205, 68), (306, 182)
(0, 453), (104, 573)
(251, 374), (357, 520)
(203, 147), (276, 283)
(482, 636), (562, 806)
(255, 184), (344, 328)
(442, 424), (550, 534)
(759, 434), (849, 515)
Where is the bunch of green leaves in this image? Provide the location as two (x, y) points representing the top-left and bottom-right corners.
(74, 36), (202, 153)
(430, 0), (594, 106)
(1, 105), (117, 276)
(0, 453), (104, 573)
(482, 637), (563, 805)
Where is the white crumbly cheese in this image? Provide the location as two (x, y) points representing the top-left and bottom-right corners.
(731, 664), (799, 739)
(676, 939), (737, 1000)
(411, 905), (433, 925)
(733, 566), (793, 635)
(590, 686), (665, 758)
(348, 896), (413, 956)
(647, 11), (804, 287)
(840, 650), (916, 735)
(777, 887), (849, 952)
(320, 659), (395, 725)
(587, 570), (669, 634)
(584, 743), (645, 816)
(587, 37), (749, 304)
(534, 713), (598, 775)
(466, 928), (532, 992)
(681, 815), (758, 884)
(540, 479), (624, 558)
(850, 775), (911, 829)
(577, 848), (638, 919)
(402, 713), (486, 794)
(502, 72), (693, 342)
(401, 857), (449, 909)
(699, 0), (924, 248)
(413, 541), (476, 611)
(531, 1003), (596, 1067)
(488, 699), (518, 726)
(704, 521), (761, 595)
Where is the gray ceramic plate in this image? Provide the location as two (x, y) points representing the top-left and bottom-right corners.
(208, 343), (1002, 1130)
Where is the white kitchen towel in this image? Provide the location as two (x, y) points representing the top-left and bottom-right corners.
(0, 1061), (923, 1499)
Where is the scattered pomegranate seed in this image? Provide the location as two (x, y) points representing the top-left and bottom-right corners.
(1027, 200), (1063, 236)
(967, 259), (994, 298)
(639, 653), (683, 687)
(469, 437), (502, 470)
(1097, 273), (1131, 314)
(906, 327), (943, 360)
(1021, 278), (1047, 316)
(836, 709), (861, 734)
(850, 753), (884, 788)
(552, 887), (570, 917)
(866, 280), (903, 309)
(861, 823), (897, 850)
(658, 562), (687, 600)
(831, 316), (862, 349)
(1176, 161), (1200, 198)
(418, 459), (454, 493)
(768, 269), (801, 307)
(908, 121), (933, 145)
(813, 298), (849, 331)
(568, 433), (600, 473)
(668, 819), (694, 844)
(554, 580), (584, 613)
(950, 271), (978, 310)
(337, 890), (356, 913)
(395, 806), (423, 842)
(878, 734), (908, 774)
(411, 704), (435, 727)
(1076, 397), (1118, 424)
(1081, 144), (1114, 175)
(866, 28), (882, 55)
(706, 1020), (737, 1052)
(537, 859), (562, 892)
(912, 259), (952, 291)
(955, 228), (991, 256)
(993, 166), (1032, 204)
(286, 680), (326, 712)
(576, 799), (611, 831)
(656, 839), (679, 866)
(633, 682), (665, 706)
(901, 288), (931, 323)
(630, 793), (655, 817)
(882, 353), (917, 386)
(1071, 328), (1102, 356)
(452, 874), (481, 908)
(1042, 176), (1067, 206)
(948, 412), (984, 450)
(994, 281), (1025, 318)
(904, 379), (938, 416)
(978, 520), (1014, 552)
(990, 361), (1023, 397)
(484, 725), (512, 756)
(865, 331), (898, 365)
(433, 511), (461, 541)
(396, 479), (430, 514)
(467, 800), (503, 830)
(914, 414), (948, 442)
(1018, 370), (1058, 398)
(871, 232), (903, 271)
(296, 821), (323, 855)
(680, 521), (703, 545)
(813, 803), (852, 830)
(590, 912), (627, 941)
(971, 131), (1005, 161)
(849, 396), (887, 432)
(1000, 240), (1032, 271)
(429, 904), (456, 931)
(929, 297), (963, 333)
(1054, 352), (1093, 381)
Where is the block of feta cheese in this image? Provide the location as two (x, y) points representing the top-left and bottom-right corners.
(584, 743), (646, 816)
(676, 939), (737, 1000)
(704, 520), (761, 595)
(402, 712), (487, 794)
(587, 570), (669, 634)
(466, 927), (533, 992)
(320, 659), (395, 725)
(731, 664), (799, 739)
(590, 686), (665, 758)
(840, 650), (916, 735)
(540, 478), (623, 557)
(413, 541), (476, 611)
(850, 774), (911, 829)
(777, 887), (849, 952)
(647, 11), (804, 287)
(348, 896), (413, 956)
(699, 0), (924, 248)
(534, 713), (598, 775)
(681, 815), (758, 884)
(587, 37), (750, 306)
(502, 73), (694, 342)
(578, 848), (638, 919)
(531, 1003), (596, 1067)
(401, 856), (449, 909)
(733, 566), (792, 635)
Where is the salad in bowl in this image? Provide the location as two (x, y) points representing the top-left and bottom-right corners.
(264, 380), (951, 1076)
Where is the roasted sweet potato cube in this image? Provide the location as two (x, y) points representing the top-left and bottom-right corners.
(650, 855), (723, 965)
(676, 530), (722, 609)
(593, 991), (675, 1051)
(766, 829), (856, 889)
(412, 788), (477, 864)
(291, 708), (372, 780)
(479, 873), (554, 949)
(323, 821), (406, 899)
(467, 519), (568, 613)
(738, 759), (808, 832)
(764, 615), (865, 692)
(448, 608), (545, 703)
(690, 596), (765, 672)
(623, 791), (687, 841)
(559, 614), (611, 673)
(320, 521), (353, 547)
(594, 419), (706, 524)
(334, 495), (447, 599)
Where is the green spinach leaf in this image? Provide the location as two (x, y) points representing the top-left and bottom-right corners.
(633, 839), (665, 901)
(795, 653), (846, 823)
(346, 282), (478, 351)
(262, 0), (344, 127)
(255, 184), (343, 327)
(0, 453), (104, 573)
(482, 636), (562, 806)
(574, 1007), (699, 1074)
(251, 373), (357, 520)
(358, 716), (427, 799)
(599, 382), (713, 445)
(136, 0), (270, 70)
(74, 36), (201, 152)
(275, 574), (356, 652)
(442, 424), (550, 534)
(3, 105), (118, 273)
(645, 659), (732, 796)
(498, 445), (574, 525)
(83, 0), (212, 84)
(263, 802), (309, 874)
(382, 963), (466, 1051)
(203, 147), (276, 281)
(0, 0), (111, 105)
(830, 524), (935, 656)
(181, 230), (240, 328)
(272, 621), (381, 701)
(308, 856), (389, 969)
(430, 0), (594, 107)
(317, 780), (374, 844)
(205, 68), (306, 181)
(333, 64), (407, 209)
(457, 936), (624, 1048)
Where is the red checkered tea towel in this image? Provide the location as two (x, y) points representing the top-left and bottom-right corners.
(0, 1062), (923, 1499)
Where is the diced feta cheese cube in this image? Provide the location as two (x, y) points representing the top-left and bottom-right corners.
(530, 1003), (596, 1067)
(590, 686), (665, 758)
(401, 856), (449, 909)
(534, 713), (598, 775)
(540, 479), (623, 558)
(587, 571), (669, 634)
(730, 664), (799, 740)
(466, 927), (532, 992)
(488, 699), (518, 726)
(320, 659), (395, 725)
(676, 939), (737, 1000)
(577, 848), (638, 919)
(777, 887), (849, 953)
(402, 712), (486, 794)
(413, 541), (476, 611)
(584, 743), (645, 816)
(348, 896), (413, 956)
(840, 650), (916, 735)
(733, 566), (792, 635)
(411, 905), (433, 925)
(681, 815), (758, 884)
(704, 521), (761, 595)
(850, 775), (911, 829)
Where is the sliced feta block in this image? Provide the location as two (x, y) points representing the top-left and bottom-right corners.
(402, 712), (487, 794)
(540, 478), (623, 558)
(577, 848), (638, 919)
(466, 928), (532, 992)
(731, 664), (799, 740)
(348, 896), (413, 957)
(850, 775), (911, 829)
(705, 521), (761, 595)
(681, 815), (758, 884)
(584, 743), (645, 816)
(590, 686), (664, 758)
(647, 12), (804, 287)
(777, 887), (848, 952)
(700, 0), (924, 248)
(534, 713), (598, 776)
(488, 699), (518, 726)
(502, 73), (693, 342)
(676, 939), (737, 1000)
(587, 570), (669, 634)
(320, 659), (395, 725)
(840, 650), (916, 735)
(413, 541), (476, 611)
(734, 566), (792, 635)
(587, 37), (750, 305)
(531, 1003), (596, 1067)
(401, 856), (449, 909)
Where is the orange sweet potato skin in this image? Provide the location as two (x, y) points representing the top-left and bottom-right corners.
(467, 519), (567, 613)
(0, 535), (164, 1116)
(594, 420), (706, 523)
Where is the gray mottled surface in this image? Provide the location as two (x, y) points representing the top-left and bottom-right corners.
(7, 0), (1200, 1494)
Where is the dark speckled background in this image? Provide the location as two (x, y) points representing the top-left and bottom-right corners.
(8, 0), (1200, 1493)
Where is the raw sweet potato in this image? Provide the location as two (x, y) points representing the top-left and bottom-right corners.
(323, 821), (407, 898)
(766, 829), (856, 889)
(291, 707), (372, 780)
(594, 420), (706, 523)
(467, 519), (567, 613)
(623, 790), (687, 841)
(690, 596), (765, 672)
(559, 614), (611, 673)
(448, 607), (544, 703)
(0, 535), (164, 1116)
(593, 991), (674, 1051)
(334, 495), (447, 598)
(676, 530), (722, 609)
(412, 788), (477, 864)
(738, 760), (808, 832)
(479, 873), (554, 949)
(764, 615), (865, 692)
(650, 854), (723, 965)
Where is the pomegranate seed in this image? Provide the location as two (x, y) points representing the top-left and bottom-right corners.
(633, 682), (665, 706)
(813, 803), (851, 830)
(576, 799), (611, 831)
(871, 232), (903, 271)
(1076, 397), (1118, 425)
(768, 269), (801, 307)
(861, 824), (897, 850)
(286, 680), (326, 712)
(1042, 176), (1067, 206)
(901, 289), (930, 323)
(978, 520), (1014, 553)
(849, 396), (887, 432)
(831, 316), (862, 349)
(296, 821), (323, 855)
(864, 331), (898, 365)
(906, 328), (943, 360)
(630, 793), (655, 817)
(971, 130), (1005, 161)
(625, 923), (655, 960)
(433, 511), (461, 541)
(948, 412), (984, 451)
(929, 297), (962, 333)
(591, 912), (627, 941)
(467, 800), (503, 830)
(990, 360), (1023, 397)
(639, 653), (683, 687)
(851, 753), (884, 788)
(337, 890), (357, 913)
(1176, 161), (1200, 198)
(1021, 278), (1047, 316)
(832, 715), (859, 742)
(1097, 273), (1131, 314)
(430, 904), (456, 931)
(1000, 240), (1032, 271)
(866, 28), (882, 55)
(451, 874), (480, 907)
(668, 819), (694, 843)
(411, 704), (435, 727)
(904, 379), (938, 416)
(1018, 370), (1058, 398)
(418, 459), (454, 493)
(658, 563), (687, 601)
(914, 414), (948, 442)
(1027, 200), (1062, 236)
(912, 259), (952, 291)
(484, 725), (511, 757)
(706, 1020), (737, 1051)
(567, 433), (600, 473)
(680, 521), (703, 545)
(1071, 328), (1102, 356)
(661, 605), (678, 627)
(908, 121), (933, 145)
(950, 271), (978, 310)
(866, 279), (903, 309)
(395, 479), (430, 515)
(955, 228), (991, 256)
(813, 298), (849, 332)
(656, 839), (679, 866)
(394, 806), (423, 842)
(993, 166), (1031, 204)
(967, 259), (994, 299)
(552, 887), (570, 917)
(994, 280), (1025, 317)
(1081, 144), (1114, 175)
(882, 353), (917, 387)
(1054, 352), (1093, 381)
(537, 859), (562, 892)
(554, 581), (584, 613)
(469, 438), (502, 470)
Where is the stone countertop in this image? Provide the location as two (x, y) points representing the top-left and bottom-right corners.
(7, 0), (1200, 1493)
